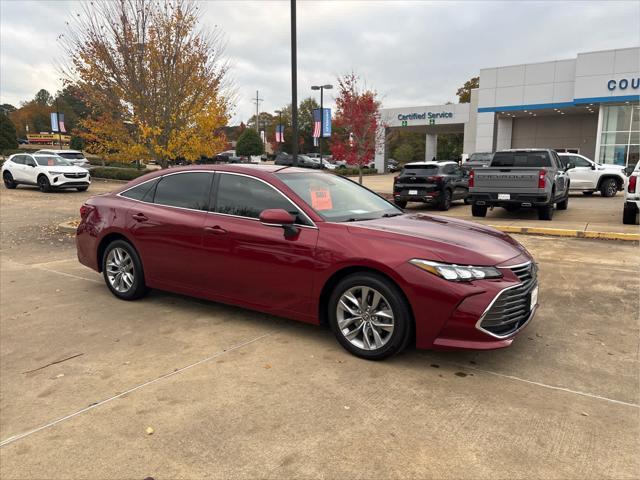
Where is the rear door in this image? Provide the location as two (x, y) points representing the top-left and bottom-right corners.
(202, 172), (318, 315)
(449, 164), (468, 199)
(565, 155), (594, 189)
(126, 171), (214, 291)
(8, 156), (27, 182)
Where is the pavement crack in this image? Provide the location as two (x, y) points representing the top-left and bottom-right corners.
(21, 353), (84, 374)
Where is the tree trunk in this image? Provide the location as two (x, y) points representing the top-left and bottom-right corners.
(358, 165), (363, 184)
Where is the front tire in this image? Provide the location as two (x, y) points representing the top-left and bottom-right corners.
(538, 203), (554, 220)
(600, 178), (618, 197)
(556, 195), (569, 210)
(38, 175), (52, 193)
(471, 203), (487, 217)
(102, 240), (149, 300)
(328, 273), (412, 360)
(3, 171), (17, 189)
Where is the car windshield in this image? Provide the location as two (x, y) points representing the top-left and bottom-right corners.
(400, 164), (440, 176)
(491, 152), (551, 167)
(469, 153), (493, 162)
(58, 152), (85, 160)
(277, 172), (401, 222)
(35, 156), (73, 166)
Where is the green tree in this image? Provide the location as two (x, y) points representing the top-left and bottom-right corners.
(34, 89), (53, 106)
(393, 143), (414, 163)
(0, 113), (18, 150)
(236, 128), (264, 156)
(437, 133), (464, 160)
(70, 135), (85, 150)
(456, 76), (479, 103)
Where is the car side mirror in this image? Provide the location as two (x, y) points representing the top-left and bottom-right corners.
(259, 209), (299, 238)
(565, 163), (573, 171)
(28, 163), (36, 168)
(590, 164), (596, 170)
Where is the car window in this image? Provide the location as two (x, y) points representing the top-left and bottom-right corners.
(213, 173), (307, 224)
(401, 165), (439, 176)
(491, 152), (552, 167)
(35, 156), (72, 166)
(11, 155), (25, 165)
(570, 156), (591, 168)
(58, 152), (85, 160)
(24, 156), (37, 167)
(121, 178), (160, 202)
(442, 164), (456, 174)
(153, 172), (212, 210)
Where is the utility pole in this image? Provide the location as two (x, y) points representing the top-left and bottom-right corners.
(311, 84), (333, 168)
(55, 96), (62, 150)
(290, 0), (298, 167)
(252, 90), (263, 132)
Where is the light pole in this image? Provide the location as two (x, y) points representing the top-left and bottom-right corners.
(290, 0), (298, 167)
(311, 84), (333, 168)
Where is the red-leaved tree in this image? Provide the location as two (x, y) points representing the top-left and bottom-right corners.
(330, 73), (381, 183)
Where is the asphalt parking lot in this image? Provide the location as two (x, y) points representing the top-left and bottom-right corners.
(1, 181), (639, 479)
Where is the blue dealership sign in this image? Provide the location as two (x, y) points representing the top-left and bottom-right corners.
(322, 108), (331, 137)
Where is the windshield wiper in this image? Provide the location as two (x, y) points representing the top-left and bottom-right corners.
(381, 212), (403, 218)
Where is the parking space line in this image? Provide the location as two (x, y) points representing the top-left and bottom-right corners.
(0, 333), (272, 448)
(456, 363), (639, 409)
(34, 266), (103, 284)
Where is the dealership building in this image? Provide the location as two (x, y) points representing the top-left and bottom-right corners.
(375, 46), (639, 170)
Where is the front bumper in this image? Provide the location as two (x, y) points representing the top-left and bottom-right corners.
(50, 174), (91, 188)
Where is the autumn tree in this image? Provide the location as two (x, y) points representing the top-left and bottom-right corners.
(456, 76), (479, 103)
(330, 73), (381, 183)
(60, 0), (232, 167)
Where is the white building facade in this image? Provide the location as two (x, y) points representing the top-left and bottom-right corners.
(375, 47), (640, 170)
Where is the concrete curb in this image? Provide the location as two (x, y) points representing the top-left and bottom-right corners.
(489, 225), (639, 242)
(58, 220), (78, 234)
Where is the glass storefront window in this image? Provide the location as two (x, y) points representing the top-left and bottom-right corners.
(598, 104), (640, 168)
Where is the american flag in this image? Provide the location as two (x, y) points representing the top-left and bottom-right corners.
(275, 124), (285, 143)
(58, 113), (66, 133)
(312, 109), (322, 138)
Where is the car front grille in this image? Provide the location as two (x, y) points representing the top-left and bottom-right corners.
(478, 263), (537, 337)
(64, 173), (88, 178)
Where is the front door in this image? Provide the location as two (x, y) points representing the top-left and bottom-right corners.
(202, 172), (319, 316)
(566, 155), (595, 190)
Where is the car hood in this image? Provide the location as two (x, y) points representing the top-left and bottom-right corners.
(347, 213), (531, 266)
(41, 165), (89, 173)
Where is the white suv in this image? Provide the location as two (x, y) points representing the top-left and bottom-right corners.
(623, 162), (639, 225)
(2, 153), (91, 192)
(35, 149), (90, 168)
(558, 153), (627, 197)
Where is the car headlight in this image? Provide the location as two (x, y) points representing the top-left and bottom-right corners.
(49, 171), (65, 175)
(410, 259), (502, 281)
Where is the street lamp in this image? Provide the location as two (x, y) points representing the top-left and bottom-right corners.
(311, 84), (333, 167)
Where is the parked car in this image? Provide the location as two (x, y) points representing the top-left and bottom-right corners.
(76, 164), (538, 359)
(393, 161), (469, 211)
(274, 153), (319, 169)
(35, 149), (90, 168)
(557, 153), (626, 197)
(388, 158), (400, 172)
(2, 153), (90, 192)
(18, 138), (29, 145)
(623, 162), (639, 225)
(468, 149), (570, 221)
(463, 152), (493, 171)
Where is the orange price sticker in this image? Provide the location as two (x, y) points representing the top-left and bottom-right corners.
(310, 188), (333, 211)
(48, 160), (55, 166)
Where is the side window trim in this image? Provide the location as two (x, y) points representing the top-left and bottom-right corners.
(210, 171), (316, 228)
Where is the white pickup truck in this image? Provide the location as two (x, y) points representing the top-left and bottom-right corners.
(557, 153), (627, 197)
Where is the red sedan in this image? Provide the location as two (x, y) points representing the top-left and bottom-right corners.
(76, 164), (538, 359)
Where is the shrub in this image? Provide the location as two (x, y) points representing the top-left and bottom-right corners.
(90, 167), (148, 181)
(236, 128), (264, 157)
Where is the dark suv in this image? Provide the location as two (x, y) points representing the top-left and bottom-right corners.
(393, 161), (469, 210)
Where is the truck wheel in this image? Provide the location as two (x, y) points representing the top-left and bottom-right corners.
(556, 195), (569, 211)
(471, 204), (487, 217)
(394, 200), (407, 209)
(3, 171), (17, 189)
(622, 204), (638, 225)
(538, 204), (554, 221)
(600, 178), (618, 197)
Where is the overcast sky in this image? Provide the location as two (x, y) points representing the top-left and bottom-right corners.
(1, 0), (639, 124)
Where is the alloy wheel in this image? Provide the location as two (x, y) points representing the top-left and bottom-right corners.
(106, 247), (135, 293)
(607, 182), (617, 197)
(336, 286), (395, 350)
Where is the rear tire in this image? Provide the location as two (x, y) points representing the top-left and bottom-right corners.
(471, 203), (487, 217)
(328, 273), (412, 360)
(556, 195), (569, 211)
(394, 200), (407, 209)
(102, 240), (149, 300)
(438, 189), (452, 211)
(538, 204), (554, 220)
(600, 178), (618, 197)
(3, 171), (17, 189)
(38, 175), (52, 193)
(622, 204), (638, 225)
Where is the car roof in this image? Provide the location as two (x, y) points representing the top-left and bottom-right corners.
(404, 161), (456, 166)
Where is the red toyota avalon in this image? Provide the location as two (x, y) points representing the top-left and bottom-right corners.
(76, 164), (538, 359)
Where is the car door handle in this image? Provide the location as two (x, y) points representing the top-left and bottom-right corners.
(204, 225), (227, 235)
(132, 213), (148, 222)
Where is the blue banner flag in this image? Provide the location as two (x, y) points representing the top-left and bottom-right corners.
(322, 108), (331, 137)
(50, 112), (59, 132)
